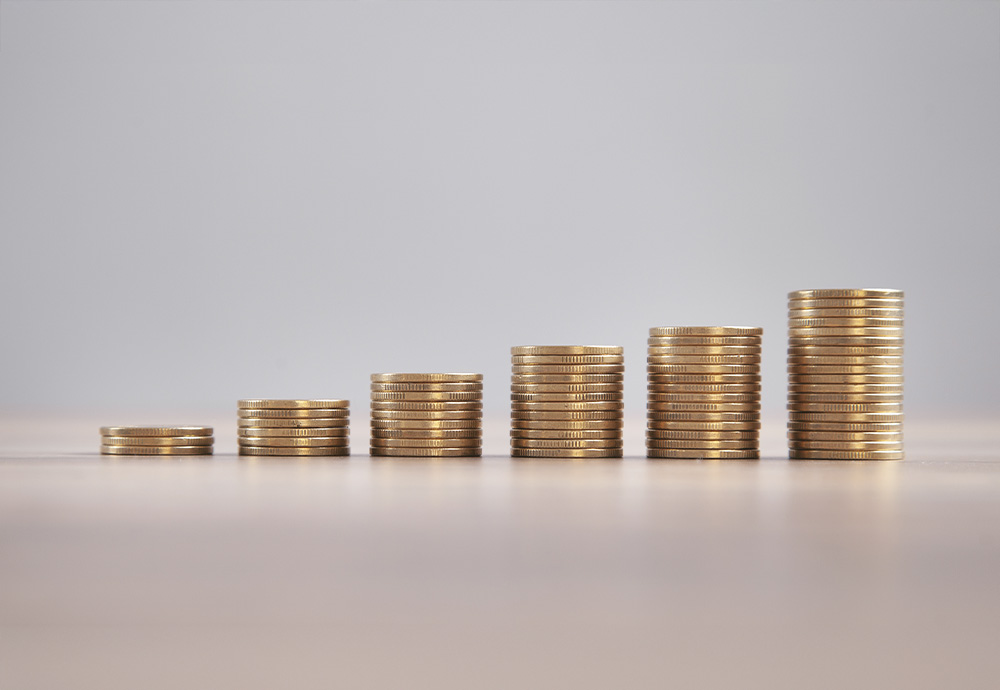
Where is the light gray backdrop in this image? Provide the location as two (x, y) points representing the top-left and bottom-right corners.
(1, 1), (998, 422)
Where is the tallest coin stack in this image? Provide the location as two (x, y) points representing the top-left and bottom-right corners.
(787, 289), (904, 460)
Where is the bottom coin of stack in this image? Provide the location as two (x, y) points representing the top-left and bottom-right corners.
(370, 374), (483, 457)
(511, 346), (624, 458)
(238, 399), (350, 456)
(646, 326), (762, 459)
(100, 426), (214, 455)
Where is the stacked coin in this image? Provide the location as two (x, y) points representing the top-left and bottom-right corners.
(100, 425), (214, 455)
(788, 289), (904, 460)
(238, 400), (350, 456)
(510, 346), (624, 458)
(370, 374), (483, 457)
(647, 327), (762, 459)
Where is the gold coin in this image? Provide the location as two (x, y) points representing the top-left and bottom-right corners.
(512, 354), (624, 365)
(648, 401), (760, 413)
(647, 448), (758, 459)
(647, 420), (760, 431)
(239, 437), (351, 448)
(647, 336), (761, 347)
(511, 373), (623, 384)
(788, 411), (904, 423)
(511, 438), (622, 449)
(371, 373), (482, 383)
(370, 418), (481, 429)
(646, 439), (757, 450)
(645, 363), (758, 374)
(512, 364), (625, 375)
(790, 440), (904, 451)
(238, 399), (349, 410)
(371, 428), (481, 439)
(239, 408), (350, 419)
(789, 449), (903, 460)
(788, 431), (903, 442)
(789, 298), (904, 310)
(510, 429), (622, 440)
(649, 326), (763, 337)
(239, 447), (349, 457)
(788, 317), (903, 329)
(787, 345), (903, 356)
(240, 427), (349, 437)
(647, 383), (761, 393)
(370, 382), (483, 393)
(101, 435), (214, 446)
(101, 445), (212, 455)
(510, 419), (623, 430)
(788, 402), (903, 413)
(511, 401), (623, 411)
(646, 352), (762, 363)
(371, 447), (481, 457)
(788, 384), (902, 394)
(100, 425), (212, 437)
(788, 422), (903, 433)
(511, 346), (623, 356)
(789, 327), (904, 338)
(371, 409), (483, 420)
(371, 401), (482, 411)
(645, 343), (761, 355)
(510, 383), (623, 394)
(370, 437), (482, 448)
(648, 411), (759, 422)
(647, 429), (759, 440)
(788, 337), (903, 347)
(788, 355), (902, 366)
(789, 288), (903, 300)
(648, 392), (760, 403)
(511, 448), (622, 459)
(647, 371), (760, 383)
(787, 364), (903, 376)
(789, 374), (903, 385)
(371, 391), (482, 402)
(512, 392), (623, 403)
(238, 417), (349, 428)
(788, 308), (904, 319)
(511, 410), (622, 421)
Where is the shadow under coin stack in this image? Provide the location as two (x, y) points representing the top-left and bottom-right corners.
(100, 426), (214, 455)
(511, 346), (624, 458)
(238, 400), (350, 456)
(788, 289), (904, 460)
(370, 374), (483, 457)
(647, 327), (762, 459)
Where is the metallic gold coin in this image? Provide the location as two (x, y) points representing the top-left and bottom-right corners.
(512, 373), (623, 384)
(787, 431), (903, 442)
(645, 363), (758, 374)
(647, 392), (760, 403)
(789, 390), (903, 400)
(510, 429), (622, 440)
(512, 354), (624, 365)
(238, 417), (349, 428)
(646, 439), (757, 450)
(239, 408), (350, 419)
(789, 449), (903, 460)
(789, 327), (904, 338)
(371, 428), (481, 439)
(240, 427), (349, 437)
(647, 383), (761, 393)
(789, 289), (903, 300)
(511, 401), (623, 411)
(647, 429), (759, 441)
(647, 336), (761, 347)
(790, 440), (904, 451)
(370, 382), (483, 392)
(101, 435), (214, 446)
(512, 364), (625, 375)
(510, 383), (623, 393)
(789, 298), (904, 310)
(512, 392), (623, 403)
(101, 445), (213, 456)
(511, 448), (622, 459)
(788, 402), (903, 413)
(788, 308), (904, 319)
(787, 345), (903, 356)
(788, 317), (903, 329)
(788, 337), (903, 347)
(788, 384), (903, 394)
(647, 420), (761, 431)
(648, 401), (760, 413)
(787, 364), (903, 376)
(788, 355), (902, 366)
(510, 419), (623, 430)
(371, 373), (482, 383)
(371, 391), (481, 402)
(371, 409), (483, 420)
(788, 374), (904, 385)
(238, 399), (349, 410)
(370, 418), (481, 430)
(647, 371), (760, 383)
(511, 410), (621, 421)
(787, 421), (903, 432)
(511, 346), (623, 356)
(239, 447), (349, 457)
(511, 438), (622, 449)
(649, 327), (763, 337)
(370, 437), (482, 448)
(646, 351), (762, 363)
(100, 425), (212, 437)
(239, 437), (351, 448)
(647, 448), (758, 459)
(648, 411), (759, 422)
(645, 343), (761, 355)
(788, 411), (904, 423)
(371, 447), (481, 457)
(371, 401), (482, 411)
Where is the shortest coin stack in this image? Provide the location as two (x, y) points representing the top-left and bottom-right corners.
(371, 374), (483, 457)
(238, 400), (350, 456)
(100, 426), (214, 455)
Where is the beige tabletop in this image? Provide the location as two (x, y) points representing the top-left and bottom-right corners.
(1, 414), (998, 689)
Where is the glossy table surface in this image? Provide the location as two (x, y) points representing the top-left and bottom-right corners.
(1, 415), (998, 689)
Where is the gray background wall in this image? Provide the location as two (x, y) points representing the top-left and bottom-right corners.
(1, 0), (998, 421)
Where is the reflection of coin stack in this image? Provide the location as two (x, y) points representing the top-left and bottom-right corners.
(370, 374), (483, 457)
(238, 400), (350, 456)
(788, 289), (904, 460)
(100, 426), (214, 455)
(510, 346), (624, 458)
(647, 327), (762, 459)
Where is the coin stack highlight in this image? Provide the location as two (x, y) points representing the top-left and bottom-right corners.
(370, 374), (483, 457)
(238, 400), (350, 456)
(510, 346), (624, 458)
(646, 327), (762, 459)
(100, 426), (214, 455)
(788, 289), (904, 460)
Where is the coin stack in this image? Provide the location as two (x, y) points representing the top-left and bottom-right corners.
(100, 425), (214, 455)
(370, 374), (483, 457)
(647, 327), (762, 459)
(510, 346), (624, 458)
(788, 289), (904, 460)
(238, 400), (350, 456)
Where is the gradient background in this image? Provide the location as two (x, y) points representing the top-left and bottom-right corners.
(1, 1), (998, 447)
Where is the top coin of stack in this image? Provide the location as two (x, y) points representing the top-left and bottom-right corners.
(510, 346), (624, 458)
(787, 288), (904, 460)
(646, 327), (762, 459)
(238, 400), (350, 456)
(100, 425), (214, 455)
(370, 374), (483, 457)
